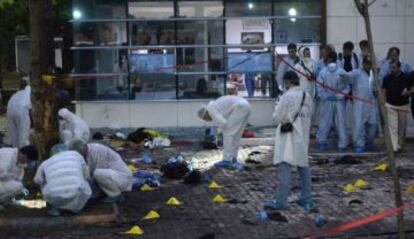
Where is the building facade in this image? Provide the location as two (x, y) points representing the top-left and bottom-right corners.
(72, 0), (414, 128)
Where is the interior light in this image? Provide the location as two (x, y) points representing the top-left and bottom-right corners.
(288, 8), (297, 17)
(290, 18), (297, 22)
(73, 9), (82, 19)
(248, 3), (254, 9)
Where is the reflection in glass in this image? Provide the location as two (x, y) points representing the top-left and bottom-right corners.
(75, 75), (129, 101)
(273, 0), (321, 16)
(274, 18), (321, 44)
(178, 1), (223, 17)
(74, 49), (128, 74)
(130, 22), (175, 45)
(73, 0), (127, 19)
(73, 22), (127, 46)
(128, 1), (174, 19)
(130, 74), (176, 100)
(179, 74), (225, 99)
(225, 0), (271, 17)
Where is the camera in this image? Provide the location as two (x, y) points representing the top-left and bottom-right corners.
(280, 123), (293, 133)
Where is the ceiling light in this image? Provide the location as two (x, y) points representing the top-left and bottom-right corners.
(288, 8), (297, 17)
(73, 9), (82, 19)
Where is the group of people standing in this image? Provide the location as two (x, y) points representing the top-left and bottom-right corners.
(199, 40), (413, 211)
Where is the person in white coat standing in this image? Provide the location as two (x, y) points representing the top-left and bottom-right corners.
(295, 46), (317, 99)
(70, 140), (133, 203)
(58, 108), (90, 142)
(198, 95), (251, 169)
(34, 150), (92, 216)
(264, 72), (314, 211)
(0, 146), (38, 210)
(7, 86), (32, 148)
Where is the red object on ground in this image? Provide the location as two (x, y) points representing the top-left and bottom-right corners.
(242, 130), (255, 138)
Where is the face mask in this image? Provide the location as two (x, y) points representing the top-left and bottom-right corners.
(327, 63), (337, 72)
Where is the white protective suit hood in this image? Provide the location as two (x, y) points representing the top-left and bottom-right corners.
(58, 108), (90, 142)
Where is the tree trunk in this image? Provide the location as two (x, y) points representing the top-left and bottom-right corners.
(354, 0), (405, 238)
(29, 0), (59, 160)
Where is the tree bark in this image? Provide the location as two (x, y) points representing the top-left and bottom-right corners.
(29, 0), (59, 160)
(354, 0), (405, 238)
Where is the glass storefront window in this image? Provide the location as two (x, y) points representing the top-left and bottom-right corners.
(178, 74), (225, 99)
(178, 1), (223, 17)
(130, 74), (176, 100)
(176, 20), (223, 45)
(72, 1), (324, 101)
(129, 49), (176, 74)
(225, 1), (272, 17)
(75, 75), (129, 101)
(273, 0), (322, 16)
(228, 72), (275, 98)
(176, 47), (224, 72)
(73, 22), (127, 46)
(128, 1), (174, 19)
(274, 18), (321, 44)
(227, 51), (273, 73)
(130, 21), (175, 45)
(74, 49), (128, 74)
(73, 0), (127, 19)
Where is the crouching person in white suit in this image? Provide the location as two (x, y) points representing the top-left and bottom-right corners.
(0, 146), (38, 210)
(70, 140), (133, 203)
(34, 150), (92, 216)
(198, 95), (251, 169)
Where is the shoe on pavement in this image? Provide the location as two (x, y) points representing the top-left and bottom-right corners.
(263, 199), (289, 210)
(316, 143), (327, 152)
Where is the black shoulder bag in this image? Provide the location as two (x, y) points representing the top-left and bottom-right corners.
(280, 91), (306, 133)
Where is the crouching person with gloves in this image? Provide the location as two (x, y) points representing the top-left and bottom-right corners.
(70, 140), (133, 203)
(198, 95), (251, 169)
(34, 150), (92, 216)
(265, 71), (315, 211)
(0, 146), (38, 210)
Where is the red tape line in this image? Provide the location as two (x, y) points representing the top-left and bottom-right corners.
(305, 202), (414, 238)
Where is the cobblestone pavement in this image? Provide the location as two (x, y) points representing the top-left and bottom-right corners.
(1, 127), (414, 238)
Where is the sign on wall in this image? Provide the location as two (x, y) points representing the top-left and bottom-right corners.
(242, 19), (269, 30)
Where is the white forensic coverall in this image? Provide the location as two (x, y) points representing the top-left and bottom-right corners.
(273, 87), (313, 167)
(58, 108), (90, 142)
(0, 148), (24, 203)
(7, 86), (31, 148)
(206, 96), (251, 162)
(85, 143), (133, 197)
(34, 151), (91, 213)
(295, 49), (317, 99)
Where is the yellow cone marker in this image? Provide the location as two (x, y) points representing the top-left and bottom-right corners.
(209, 181), (222, 189)
(128, 164), (138, 173)
(140, 184), (155, 192)
(373, 163), (388, 171)
(122, 225), (144, 235)
(166, 197), (182, 206)
(407, 184), (414, 194)
(354, 179), (368, 188)
(142, 210), (160, 220)
(343, 184), (357, 192)
(212, 194), (226, 203)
